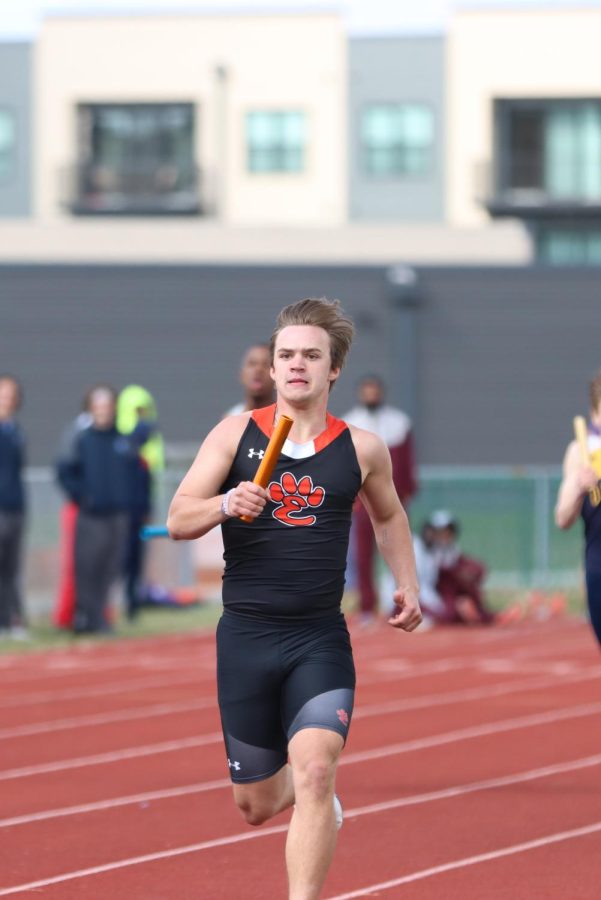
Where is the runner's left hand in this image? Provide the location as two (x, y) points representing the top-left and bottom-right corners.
(388, 588), (422, 631)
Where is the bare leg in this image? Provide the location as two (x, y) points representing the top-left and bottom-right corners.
(286, 728), (344, 900)
(233, 763), (295, 826)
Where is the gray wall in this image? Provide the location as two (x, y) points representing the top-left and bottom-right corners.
(415, 267), (601, 464)
(0, 43), (32, 217)
(0, 265), (398, 464)
(349, 36), (446, 222)
(1, 263), (599, 466)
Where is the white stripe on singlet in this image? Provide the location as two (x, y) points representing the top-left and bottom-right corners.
(282, 438), (316, 460)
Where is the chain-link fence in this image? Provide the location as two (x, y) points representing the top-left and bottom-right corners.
(411, 467), (582, 588)
(22, 465), (583, 618)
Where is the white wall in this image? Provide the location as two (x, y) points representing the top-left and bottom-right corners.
(448, 8), (601, 225)
(35, 12), (347, 225)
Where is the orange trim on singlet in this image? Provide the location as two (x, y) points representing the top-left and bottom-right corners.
(251, 404), (348, 452)
(314, 413), (348, 452)
(252, 404), (277, 438)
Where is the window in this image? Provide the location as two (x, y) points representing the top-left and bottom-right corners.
(361, 104), (434, 176)
(537, 226), (601, 264)
(74, 103), (197, 213)
(246, 111), (306, 173)
(0, 109), (16, 182)
(498, 100), (601, 201)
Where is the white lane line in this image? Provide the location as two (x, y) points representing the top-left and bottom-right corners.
(325, 821), (601, 899)
(353, 666), (601, 720)
(0, 733), (223, 781)
(0, 698), (216, 740)
(0, 671), (209, 710)
(0, 824), (289, 896)
(340, 701), (601, 768)
(2, 696), (600, 788)
(0, 778), (231, 828)
(340, 753), (601, 819)
(0, 645), (214, 685)
(6, 664), (599, 741)
(359, 658), (472, 684)
(5, 653), (558, 736)
(0, 654), (482, 711)
(1, 755), (600, 894)
(2, 741), (600, 832)
(0, 660), (474, 738)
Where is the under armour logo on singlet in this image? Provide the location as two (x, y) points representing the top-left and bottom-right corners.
(248, 448), (265, 460)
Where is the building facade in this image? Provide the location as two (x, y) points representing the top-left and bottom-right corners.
(349, 35), (446, 223)
(449, 7), (601, 263)
(0, 42), (32, 217)
(35, 12), (347, 225)
(1, 7), (600, 264)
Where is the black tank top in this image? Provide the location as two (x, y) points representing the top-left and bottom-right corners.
(579, 428), (601, 575)
(582, 496), (601, 574)
(220, 404), (362, 621)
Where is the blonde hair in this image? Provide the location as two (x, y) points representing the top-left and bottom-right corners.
(270, 297), (355, 371)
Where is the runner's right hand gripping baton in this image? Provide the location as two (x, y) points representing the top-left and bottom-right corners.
(573, 415), (601, 507)
(240, 415), (294, 523)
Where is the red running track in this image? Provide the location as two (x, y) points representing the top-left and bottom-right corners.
(1, 617), (600, 898)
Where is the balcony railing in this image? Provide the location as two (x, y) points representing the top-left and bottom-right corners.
(62, 163), (206, 216)
(475, 158), (601, 220)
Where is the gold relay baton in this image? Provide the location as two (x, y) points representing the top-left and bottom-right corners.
(573, 416), (601, 507)
(239, 415), (294, 523)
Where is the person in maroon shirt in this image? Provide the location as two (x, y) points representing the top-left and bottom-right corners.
(344, 375), (418, 623)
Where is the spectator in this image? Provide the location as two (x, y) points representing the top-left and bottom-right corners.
(223, 343), (275, 416)
(56, 385), (137, 634)
(344, 375), (418, 622)
(0, 375), (28, 640)
(412, 521), (448, 628)
(429, 509), (494, 624)
(53, 391), (93, 629)
(555, 368), (601, 647)
(116, 384), (163, 619)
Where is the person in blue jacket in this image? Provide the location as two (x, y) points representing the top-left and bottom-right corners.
(56, 384), (142, 634)
(0, 375), (27, 639)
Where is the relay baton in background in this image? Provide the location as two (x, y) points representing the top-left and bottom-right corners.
(573, 415), (601, 507)
(140, 524), (169, 540)
(240, 414), (294, 523)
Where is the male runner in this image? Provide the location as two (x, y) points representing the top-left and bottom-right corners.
(555, 369), (601, 647)
(168, 298), (421, 900)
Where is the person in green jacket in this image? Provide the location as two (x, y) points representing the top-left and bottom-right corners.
(116, 385), (164, 619)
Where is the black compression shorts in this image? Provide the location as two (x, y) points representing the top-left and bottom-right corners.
(216, 610), (356, 784)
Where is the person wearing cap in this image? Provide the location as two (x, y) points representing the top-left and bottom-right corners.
(412, 521), (447, 628)
(429, 510), (494, 625)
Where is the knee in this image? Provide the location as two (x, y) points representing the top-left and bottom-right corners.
(294, 758), (335, 801)
(235, 796), (272, 827)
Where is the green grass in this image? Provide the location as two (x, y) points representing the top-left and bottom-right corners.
(0, 601), (223, 655)
(0, 587), (588, 656)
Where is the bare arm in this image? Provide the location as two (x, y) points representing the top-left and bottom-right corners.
(167, 415), (268, 540)
(555, 440), (599, 530)
(352, 426), (421, 631)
